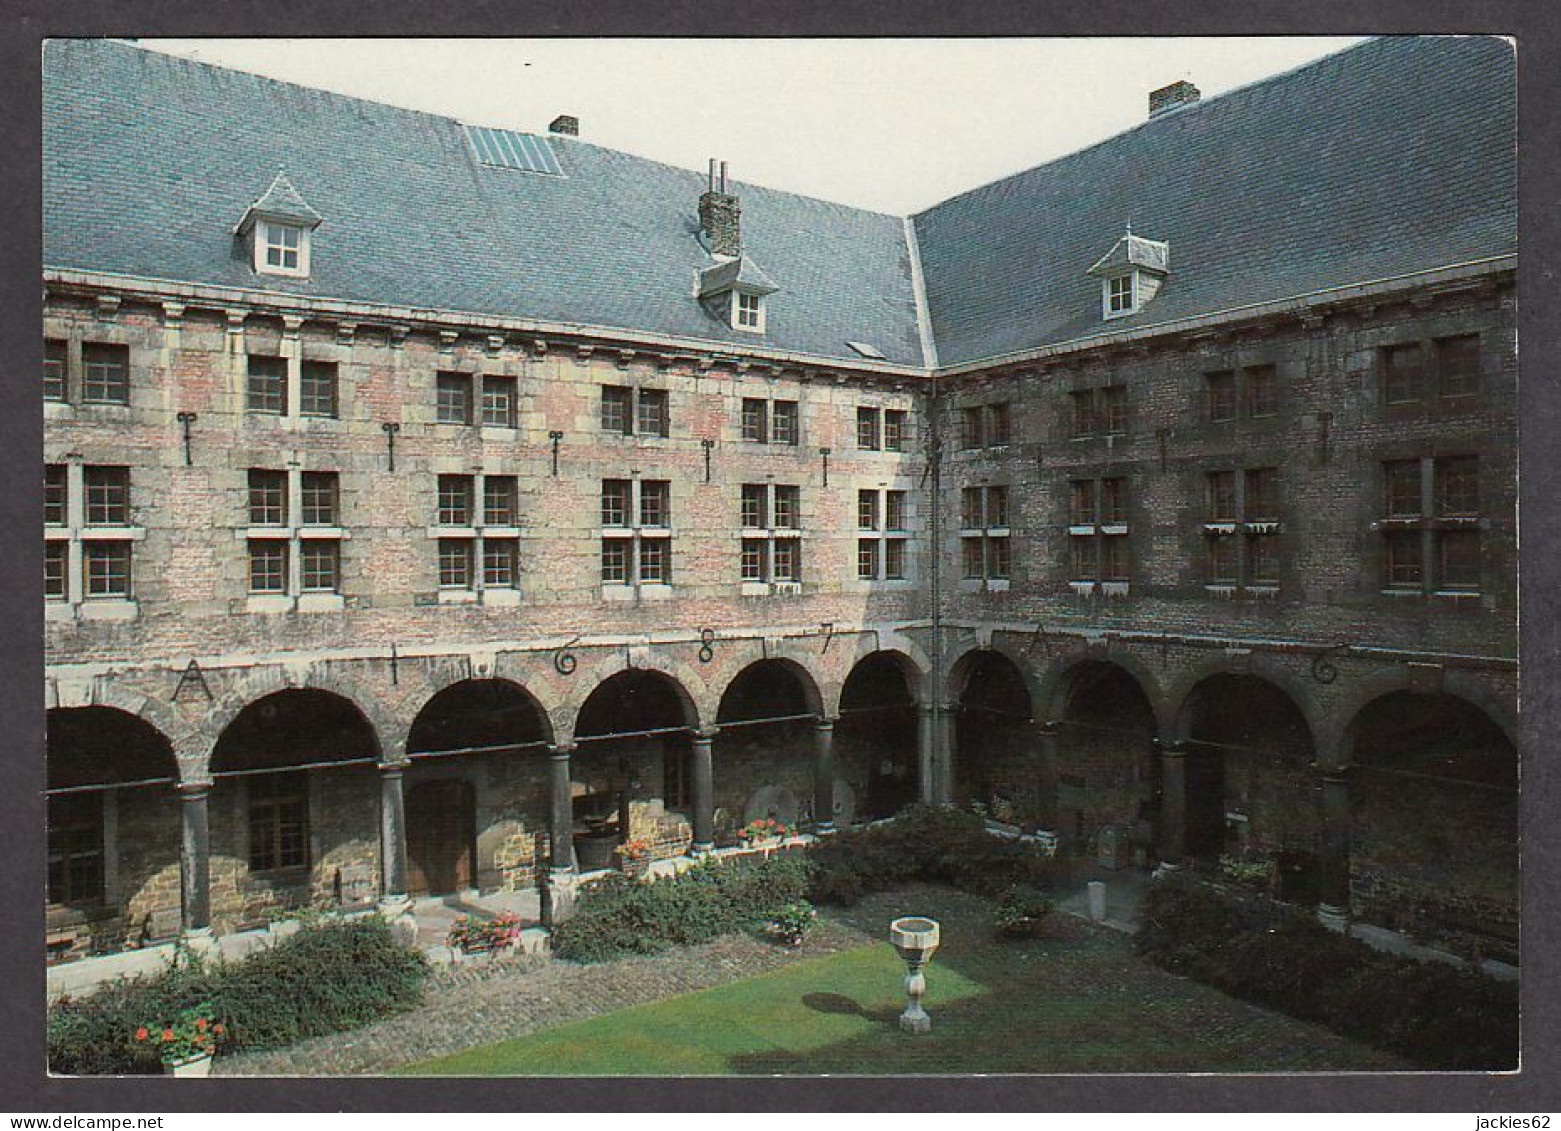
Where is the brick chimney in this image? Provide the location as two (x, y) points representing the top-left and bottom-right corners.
(1149, 80), (1200, 119)
(548, 114), (579, 136)
(698, 159), (741, 257)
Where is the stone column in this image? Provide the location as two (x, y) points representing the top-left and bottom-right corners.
(1035, 719), (1062, 831)
(1316, 766), (1353, 930)
(1158, 739), (1188, 864)
(548, 744), (576, 873)
(178, 779), (212, 939)
(690, 729), (716, 853)
(813, 717), (838, 834)
(935, 704), (958, 806)
(917, 705), (936, 805)
(378, 760), (411, 913)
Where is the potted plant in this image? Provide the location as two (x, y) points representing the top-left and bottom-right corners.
(135, 1002), (222, 1077)
(739, 817), (791, 850)
(446, 911), (523, 954)
(765, 900), (817, 947)
(615, 837), (651, 877)
(992, 884), (1053, 940)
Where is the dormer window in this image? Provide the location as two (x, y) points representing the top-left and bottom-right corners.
(1107, 274), (1135, 315)
(734, 291), (764, 332)
(234, 171), (322, 280)
(1088, 226), (1169, 321)
(262, 221), (305, 274)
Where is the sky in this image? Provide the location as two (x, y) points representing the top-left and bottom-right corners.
(137, 37), (1368, 215)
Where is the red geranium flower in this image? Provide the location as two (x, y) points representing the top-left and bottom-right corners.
(134, 1027), (148, 1041)
(161, 1028), (174, 1042)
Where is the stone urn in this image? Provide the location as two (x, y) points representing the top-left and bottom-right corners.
(889, 916), (941, 1034)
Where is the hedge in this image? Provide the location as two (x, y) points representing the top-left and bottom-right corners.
(807, 805), (1061, 906)
(551, 851), (813, 963)
(1136, 873), (1518, 1070)
(48, 916), (428, 1075)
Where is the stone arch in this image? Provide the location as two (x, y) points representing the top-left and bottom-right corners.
(202, 665), (392, 767)
(947, 647), (1039, 815)
(1167, 657), (1322, 747)
(560, 654), (707, 742)
(1324, 666), (1517, 765)
(210, 687), (383, 773)
(715, 657), (824, 723)
(405, 676), (556, 756)
(945, 640), (1043, 713)
(46, 706), (179, 789)
(1036, 646), (1170, 734)
(837, 650), (923, 820)
(711, 657), (823, 834)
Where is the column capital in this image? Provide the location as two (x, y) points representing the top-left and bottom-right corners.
(549, 742), (577, 758)
(1314, 762), (1352, 782)
(177, 779), (214, 798)
(693, 727), (720, 743)
(815, 716), (838, 731)
(378, 759), (411, 776)
(1039, 718), (1061, 736)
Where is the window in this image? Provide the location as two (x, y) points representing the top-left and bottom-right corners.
(82, 343), (130, 405)
(438, 538), (474, 589)
(735, 292), (763, 330)
(300, 361), (338, 418)
(1384, 460), (1422, 518)
(249, 772), (309, 872)
(44, 339), (66, 402)
(961, 484), (1009, 530)
(262, 222), (303, 273)
(961, 485), (1009, 584)
(483, 539), (519, 588)
(737, 483), (802, 587)
(1207, 471), (1237, 521)
(249, 540), (288, 593)
(1245, 366), (1278, 417)
(1207, 371), (1236, 423)
(47, 793), (103, 905)
(481, 376), (518, 428)
(45, 465), (67, 526)
(602, 386), (668, 437)
(1436, 457), (1480, 516)
(436, 372), (474, 425)
(1381, 343), (1424, 405)
(637, 389), (669, 437)
(247, 355), (287, 415)
(244, 467), (346, 604)
(45, 541), (66, 600)
(299, 542), (339, 592)
(858, 488), (911, 582)
(884, 409), (909, 452)
(483, 477), (518, 526)
(601, 479), (673, 587)
(1068, 476), (1131, 588)
(959, 406), (983, 450)
(84, 541), (132, 598)
(83, 467), (129, 526)
(1244, 468), (1278, 521)
(438, 475), (474, 526)
(1071, 386), (1127, 436)
(986, 403), (1011, 446)
(857, 407), (881, 451)
(1381, 456), (1484, 594)
(1436, 334), (1481, 399)
(248, 470), (287, 526)
(601, 386), (632, 434)
(742, 399), (768, 442)
(1107, 274), (1134, 314)
(1203, 467), (1281, 589)
(299, 472), (338, 526)
(772, 400), (799, 445)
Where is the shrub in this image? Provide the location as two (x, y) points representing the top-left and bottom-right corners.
(807, 805), (1059, 906)
(552, 852), (813, 963)
(1136, 873), (1517, 1070)
(992, 885), (1053, 940)
(765, 901), (818, 946)
(48, 916), (428, 1075)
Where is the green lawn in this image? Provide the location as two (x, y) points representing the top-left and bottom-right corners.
(403, 914), (1402, 1075)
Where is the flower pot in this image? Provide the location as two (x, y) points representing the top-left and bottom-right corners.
(165, 1051), (213, 1078)
(744, 836), (781, 852)
(573, 830), (619, 871)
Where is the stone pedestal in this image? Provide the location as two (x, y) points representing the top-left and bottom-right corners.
(890, 916), (941, 1035)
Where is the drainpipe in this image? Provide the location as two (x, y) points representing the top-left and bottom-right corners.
(926, 373), (945, 804)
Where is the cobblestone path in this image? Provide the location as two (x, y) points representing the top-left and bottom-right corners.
(214, 886), (1404, 1076)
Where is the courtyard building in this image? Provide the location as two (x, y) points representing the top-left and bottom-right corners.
(43, 36), (1516, 968)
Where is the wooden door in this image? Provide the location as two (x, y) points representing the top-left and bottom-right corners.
(406, 779), (476, 896)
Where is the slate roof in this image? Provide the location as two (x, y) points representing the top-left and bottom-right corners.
(42, 38), (926, 367)
(698, 254), (779, 298)
(239, 171), (323, 230)
(43, 36), (1515, 373)
(912, 35), (1516, 368)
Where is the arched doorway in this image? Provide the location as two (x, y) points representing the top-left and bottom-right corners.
(714, 659), (821, 836)
(573, 670), (696, 869)
(1054, 661), (1159, 853)
(405, 679), (551, 895)
(46, 707), (179, 959)
(1177, 675), (1316, 891)
(210, 689), (380, 929)
(1347, 691), (1517, 958)
(838, 652), (920, 820)
(951, 650), (1036, 819)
